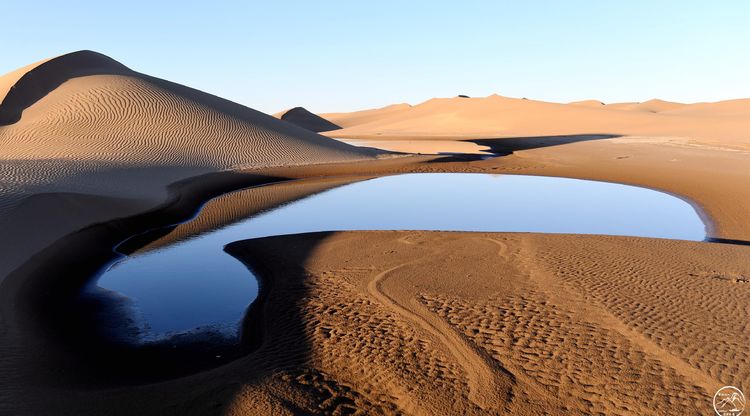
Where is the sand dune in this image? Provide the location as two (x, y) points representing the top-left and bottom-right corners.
(275, 107), (342, 132)
(323, 94), (750, 146)
(0, 50), (380, 279)
(0, 51), (373, 166)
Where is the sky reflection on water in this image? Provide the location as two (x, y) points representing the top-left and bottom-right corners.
(94, 173), (706, 341)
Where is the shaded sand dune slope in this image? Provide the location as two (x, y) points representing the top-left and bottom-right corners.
(0, 50), (379, 279)
(0, 51), (131, 125)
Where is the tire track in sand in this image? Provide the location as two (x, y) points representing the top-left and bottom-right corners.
(365, 245), (514, 412)
(480, 237), (510, 260)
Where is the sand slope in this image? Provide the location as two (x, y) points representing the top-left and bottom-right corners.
(275, 107), (342, 132)
(0, 50), (379, 279)
(323, 94), (750, 146)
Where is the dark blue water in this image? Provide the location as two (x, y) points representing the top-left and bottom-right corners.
(92, 173), (706, 342)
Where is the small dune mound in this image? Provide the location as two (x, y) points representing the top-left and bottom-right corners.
(278, 106), (342, 132)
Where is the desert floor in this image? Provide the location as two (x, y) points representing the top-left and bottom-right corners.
(4, 140), (749, 415)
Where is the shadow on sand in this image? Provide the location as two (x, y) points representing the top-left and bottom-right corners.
(421, 134), (621, 164)
(466, 134), (622, 155)
(225, 231), (387, 414)
(1, 171), (384, 394)
(1, 192), (360, 413)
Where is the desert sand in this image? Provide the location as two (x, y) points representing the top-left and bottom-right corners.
(223, 231), (750, 415)
(1, 51), (749, 415)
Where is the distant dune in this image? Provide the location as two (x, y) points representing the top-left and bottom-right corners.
(0, 50), (379, 278)
(605, 99), (685, 113)
(322, 94), (750, 146)
(275, 106), (342, 132)
(568, 99), (605, 107)
(659, 98), (750, 117)
(321, 103), (413, 129)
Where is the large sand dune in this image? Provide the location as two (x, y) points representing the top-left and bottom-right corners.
(0, 50), (380, 279)
(0, 51), (373, 167)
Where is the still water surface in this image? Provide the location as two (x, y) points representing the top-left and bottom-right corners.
(91, 174), (706, 342)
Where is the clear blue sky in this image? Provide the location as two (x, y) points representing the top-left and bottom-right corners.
(2, 1), (749, 113)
